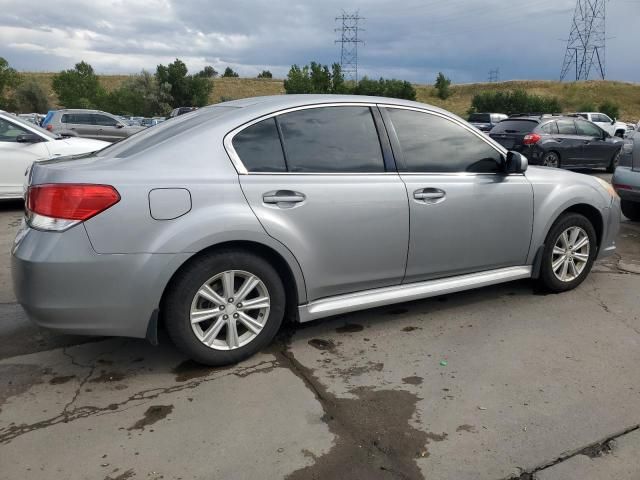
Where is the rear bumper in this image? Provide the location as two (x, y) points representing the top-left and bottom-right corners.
(612, 167), (640, 202)
(12, 223), (189, 338)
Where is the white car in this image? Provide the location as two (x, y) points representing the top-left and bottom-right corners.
(0, 111), (108, 199)
(574, 112), (628, 138)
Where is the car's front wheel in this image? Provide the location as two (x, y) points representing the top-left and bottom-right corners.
(538, 213), (597, 292)
(164, 249), (285, 366)
(622, 200), (640, 221)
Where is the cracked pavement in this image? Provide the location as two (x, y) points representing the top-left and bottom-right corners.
(1, 171), (640, 480)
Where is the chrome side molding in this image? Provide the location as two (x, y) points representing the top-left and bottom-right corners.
(298, 266), (532, 323)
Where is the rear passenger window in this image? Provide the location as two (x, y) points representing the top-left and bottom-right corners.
(541, 122), (559, 134)
(277, 106), (384, 173)
(232, 118), (286, 172)
(388, 108), (502, 173)
(557, 120), (577, 134)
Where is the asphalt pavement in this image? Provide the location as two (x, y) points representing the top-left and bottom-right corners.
(1, 172), (639, 480)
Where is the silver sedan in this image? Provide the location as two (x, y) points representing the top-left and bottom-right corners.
(12, 95), (621, 365)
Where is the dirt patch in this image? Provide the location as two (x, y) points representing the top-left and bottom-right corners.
(402, 326), (422, 332)
(104, 468), (135, 480)
(128, 405), (174, 431)
(308, 339), (336, 352)
(49, 375), (76, 385)
(336, 323), (364, 333)
(0, 364), (43, 411)
(89, 371), (126, 383)
(280, 346), (435, 480)
(402, 376), (423, 385)
(333, 362), (384, 379)
(456, 424), (478, 433)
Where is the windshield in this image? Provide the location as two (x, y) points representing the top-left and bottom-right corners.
(490, 119), (537, 134)
(97, 106), (236, 158)
(5, 113), (58, 139)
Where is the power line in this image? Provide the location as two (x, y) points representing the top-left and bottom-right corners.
(560, 0), (607, 81)
(335, 10), (364, 83)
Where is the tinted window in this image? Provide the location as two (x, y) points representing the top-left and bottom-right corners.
(540, 122), (559, 134)
(278, 106), (384, 173)
(576, 120), (602, 137)
(468, 113), (490, 123)
(595, 114), (611, 123)
(388, 108), (502, 173)
(557, 119), (577, 134)
(61, 113), (92, 125)
(93, 114), (118, 127)
(233, 118), (286, 172)
(490, 119), (538, 134)
(0, 117), (28, 142)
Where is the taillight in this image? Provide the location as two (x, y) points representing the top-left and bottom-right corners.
(613, 183), (632, 190)
(45, 124), (53, 131)
(26, 184), (120, 231)
(523, 133), (541, 145)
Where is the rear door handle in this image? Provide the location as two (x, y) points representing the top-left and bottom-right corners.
(263, 190), (306, 205)
(413, 188), (446, 203)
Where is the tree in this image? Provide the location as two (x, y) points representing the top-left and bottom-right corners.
(354, 77), (417, 100)
(599, 101), (620, 120)
(52, 61), (104, 108)
(197, 66), (218, 78)
(284, 61), (345, 94)
(14, 80), (50, 113)
(105, 71), (172, 116)
(0, 57), (20, 109)
(155, 59), (213, 107)
(434, 72), (452, 100)
(283, 65), (312, 93)
(222, 67), (239, 78)
(257, 70), (273, 79)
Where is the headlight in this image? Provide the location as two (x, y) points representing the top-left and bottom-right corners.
(595, 176), (618, 198)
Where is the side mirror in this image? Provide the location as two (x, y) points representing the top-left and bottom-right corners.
(611, 118), (616, 125)
(505, 151), (528, 174)
(16, 133), (43, 143)
(116, 123), (125, 129)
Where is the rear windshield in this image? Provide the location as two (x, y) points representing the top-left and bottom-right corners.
(468, 113), (490, 123)
(490, 119), (537, 134)
(96, 106), (236, 158)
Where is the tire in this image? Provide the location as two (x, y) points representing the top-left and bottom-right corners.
(615, 131), (625, 138)
(621, 200), (640, 221)
(164, 249), (285, 366)
(606, 149), (621, 173)
(538, 213), (597, 293)
(542, 151), (560, 168)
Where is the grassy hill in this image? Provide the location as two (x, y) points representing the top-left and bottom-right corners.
(20, 72), (640, 121)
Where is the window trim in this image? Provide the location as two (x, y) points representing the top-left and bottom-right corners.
(379, 105), (510, 175)
(224, 102), (392, 175)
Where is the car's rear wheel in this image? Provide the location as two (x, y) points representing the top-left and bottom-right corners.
(621, 200), (640, 221)
(164, 249), (285, 366)
(542, 151), (560, 168)
(606, 149), (621, 173)
(538, 213), (597, 292)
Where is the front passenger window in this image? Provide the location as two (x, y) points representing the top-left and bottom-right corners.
(93, 114), (118, 127)
(387, 108), (502, 173)
(0, 118), (28, 142)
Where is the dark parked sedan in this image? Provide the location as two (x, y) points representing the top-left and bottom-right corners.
(489, 115), (623, 171)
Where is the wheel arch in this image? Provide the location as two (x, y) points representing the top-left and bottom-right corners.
(157, 238), (306, 335)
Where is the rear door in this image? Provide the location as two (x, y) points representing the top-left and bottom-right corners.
(61, 113), (95, 138)
(235, 105), (410, 301)
(489, 119), (538, 152)
(383, 107), (533, 282)
(554, 119), (584, 165)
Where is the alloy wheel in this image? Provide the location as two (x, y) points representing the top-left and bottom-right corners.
(543, 153), (559, 168)
(551, 226), (590, 282)
(190, 270), (270, 350)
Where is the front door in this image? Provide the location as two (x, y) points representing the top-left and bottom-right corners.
(382, 107), (534, 283)
(575, 119), (616, 168)
(234, 105), (409, 301)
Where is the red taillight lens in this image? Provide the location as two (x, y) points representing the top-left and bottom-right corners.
(45, 124), (53, 131)
(27, 184), (120, 221)
(613, 183), (632, 190)
(523, 133), (542, 145)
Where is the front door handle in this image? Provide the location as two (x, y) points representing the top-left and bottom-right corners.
(263, 190), (306, 205)
(413, 188), (446, 203)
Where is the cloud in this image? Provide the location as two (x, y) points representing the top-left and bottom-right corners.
(0, 0), (638, 82)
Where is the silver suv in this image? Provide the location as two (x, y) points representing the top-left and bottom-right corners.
(44, 109), (145, 142)
(13, 95), (621, 366)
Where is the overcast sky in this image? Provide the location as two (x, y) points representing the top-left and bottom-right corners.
(0, 0), (639, 83)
